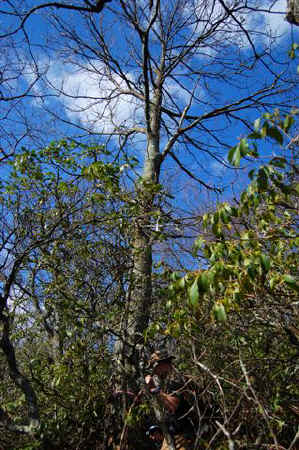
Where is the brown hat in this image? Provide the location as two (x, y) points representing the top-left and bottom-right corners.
(147, 351), (175, 369)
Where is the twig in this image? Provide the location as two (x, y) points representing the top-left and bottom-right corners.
(216, 421), (235, 450)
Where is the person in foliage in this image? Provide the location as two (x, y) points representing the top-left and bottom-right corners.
(145, 351), (196, 449)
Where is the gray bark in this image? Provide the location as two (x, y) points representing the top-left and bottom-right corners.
(286, 0), (299, 25)
(124, 5), (165, 369)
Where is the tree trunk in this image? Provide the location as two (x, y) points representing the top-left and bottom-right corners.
(115, 80), (163, 390)
(286, 0), (299, 25)
(130, 83), (162, 347)
(0, 313), (40, 432)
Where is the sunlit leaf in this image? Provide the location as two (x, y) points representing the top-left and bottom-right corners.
(228, 145), (241, 167)
(170, 271), (181, 281)
(178, 276), (186, 289)
(213, 303), (227, 322)
(188, 277), (200, 306)
(254, 118), (261, 130)
(260, 122), (269, 138)
(239, 138), (249, 156)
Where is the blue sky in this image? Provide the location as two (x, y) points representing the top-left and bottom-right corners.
(0, 0), (298, 209)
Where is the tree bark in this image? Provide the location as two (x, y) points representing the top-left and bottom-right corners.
(286, 0), (299, 25)
(121, 7), (165, 373)
(0, 312), (40, 432)
(132, 97), (162, 340)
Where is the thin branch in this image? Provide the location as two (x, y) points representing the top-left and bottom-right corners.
(0, 0), (112, 39)
(169, 151), (221, 192)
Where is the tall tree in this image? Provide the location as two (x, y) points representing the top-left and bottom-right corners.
(30, 0), (298, 354)
(0, 1), (298, 444)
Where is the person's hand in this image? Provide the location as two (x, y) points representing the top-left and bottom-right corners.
(145, 375), (161, 394)
(145, 374), (154, 388)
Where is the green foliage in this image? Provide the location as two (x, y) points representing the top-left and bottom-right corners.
(173, 112), (298, 315)
(162, 110), (298, 448)
(0, 140), (135, 449)
(228, 111), (297, 168)
(1, 108), (298, 448)
(288, 42), (299, 60)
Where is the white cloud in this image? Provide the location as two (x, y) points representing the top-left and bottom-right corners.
(163, 76), (200, 108)
(39, 58), (198, 135)
(22, 2), (295, 136)
(247, 0), (290, 39)
(264, 0), (290, 35)
(188, 0), (292, 54)
(45, 60), (143, 133)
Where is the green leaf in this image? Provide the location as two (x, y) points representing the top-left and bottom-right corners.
(228, 145), (241, 167)
(254, 118), (261, 130)
(248, 131), (262, 139)
(263, 113), (272, 120)
(193, 237), (205, 250)
(269, 277), (276, 290)
(257, 167), (268, 191)
(202, 213), (209, 228)
(270, 157), (286, 168)
(188, 277), (200, 306)
(283, 275), (299, 292)
(260, 122), (269, 138)
(213, 303), (227, 322)
(239, 138), (249, 156)
(267, 127), (283, 145)
(198, 273), (210, 292)
(212, 222), (223, 237)
(178, 276), (186, 289)
(213, 211), (219, 224)
(247, 264), (256, 279)
(260, 254), (271, 272)
(231, 206), (239, 217)
(223, 203), (232, 214)
(280, 183), (293, 195)
(170, 272), (181, 281)
(283, 115), (294, 132)
(220, 209), (229, 224)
